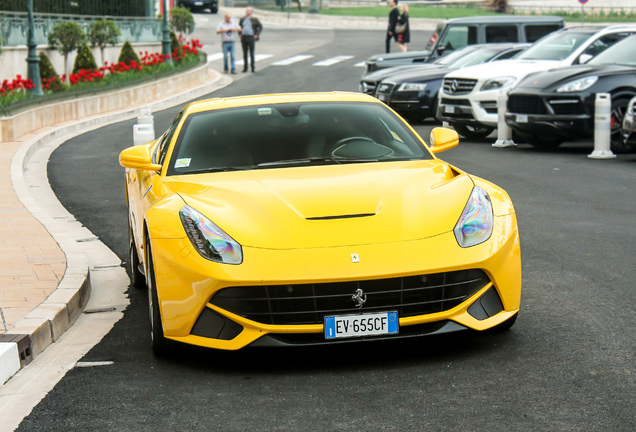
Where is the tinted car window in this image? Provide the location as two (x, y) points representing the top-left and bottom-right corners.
(153, 111), (183, 165)
(438, 25), (478, 53)
(168, 103), (432, 176)
(485, 25), (518, 43)
(582, 32), (636, 59)
(525, 24), (562, 42)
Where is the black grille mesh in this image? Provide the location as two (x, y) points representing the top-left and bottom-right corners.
(508, 95), (547, 114)
(211, 269), (490, 325)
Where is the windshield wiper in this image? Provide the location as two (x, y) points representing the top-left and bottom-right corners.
(184, 166), (248, 174)
(256, 157), (342, 168)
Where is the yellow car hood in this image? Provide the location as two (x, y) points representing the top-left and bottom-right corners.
(167, 161), (474, 249)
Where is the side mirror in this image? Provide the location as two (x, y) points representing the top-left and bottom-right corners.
(429, 127), (459, 154)
(119, 145), (162, 171)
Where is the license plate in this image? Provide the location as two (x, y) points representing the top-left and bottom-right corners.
(324, 311), (399, 340)
(194, 1), (203, 5)
(516, 114), (528, 123)
(445, 105), (455, 114)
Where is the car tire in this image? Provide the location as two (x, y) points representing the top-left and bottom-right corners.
(610, 96), (634, 154)
(146, 240), (175, 356)
(128, 217), (145, 288)
(524, 134), (563, 150)
(487, 313), (518, 333)
(452, 123), (495, 140)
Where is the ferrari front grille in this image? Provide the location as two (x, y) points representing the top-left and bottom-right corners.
(211, 269), (490, 325)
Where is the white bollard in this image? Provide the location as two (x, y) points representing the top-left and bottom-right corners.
(588, 93), (616, 159)
(133, 123), (155, 146)
(134, 108), (155, 146)
(492, 89), (516, 148)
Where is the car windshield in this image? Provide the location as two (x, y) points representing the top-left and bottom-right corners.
(167, 102), (432, 176)
(517, 31), (592, 61)
(445, 47), (506, 68)
(588, 35), (636, 66)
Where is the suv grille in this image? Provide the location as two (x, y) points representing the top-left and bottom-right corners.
(376, 82), (395, 95)
(443, 78), (477, 95)
(211, 269), (490, 325)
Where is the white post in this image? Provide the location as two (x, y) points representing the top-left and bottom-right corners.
(492, 89), (516, 148)
(133, 108), (155, 146)
(588, 93), (616, 159)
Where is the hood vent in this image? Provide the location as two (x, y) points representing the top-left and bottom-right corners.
(306, 213), (376, 221)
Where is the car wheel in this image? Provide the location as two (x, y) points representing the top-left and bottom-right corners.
(487, 313), (518, 333)
(452, 123), (495, 140)
(128, 217), (145, 288)
(524, 134), (564, 150)
(145, 240), (174, 356)
(610, 96), (634, 154)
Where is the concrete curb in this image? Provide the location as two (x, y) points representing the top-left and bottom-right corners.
(0, 64), (232, 387)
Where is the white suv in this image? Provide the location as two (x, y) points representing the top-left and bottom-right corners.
(437, 25), (636, 139)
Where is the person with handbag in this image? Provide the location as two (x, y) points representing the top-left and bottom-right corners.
(385, 0), (399, 54)
(396, 3), (410, 53)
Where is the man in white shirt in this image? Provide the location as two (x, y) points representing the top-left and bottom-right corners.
(216, 13), (241, 74)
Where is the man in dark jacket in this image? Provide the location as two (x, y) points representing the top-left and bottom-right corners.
(386, 0), (399, 53)
(239, 7), (263, 73)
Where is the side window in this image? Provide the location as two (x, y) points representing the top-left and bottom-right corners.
(485, 25), (518, 43)
(153, 111), (183, 165)
(439, 25), (477, 53)
(525, 24), (562, 43)
(492, 48), (524, 60)
(582, 32), (635, 59)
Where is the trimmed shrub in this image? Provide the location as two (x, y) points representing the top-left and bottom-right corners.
(38, 52), (66, 92)
(170, 31), (183, 62)
(73, 44), (98, 74)
(118, 41), (140, 65)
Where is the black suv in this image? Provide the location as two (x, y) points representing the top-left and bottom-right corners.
(178, 0), (218, 14)
(364, 15), (564, 74)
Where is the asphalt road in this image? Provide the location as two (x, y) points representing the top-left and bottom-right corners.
(15, 15), (636, 432)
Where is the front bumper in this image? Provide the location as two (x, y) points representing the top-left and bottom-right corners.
(150, 214), (521, 350)
(437, 93), (499, 128)
(376, 83), (438, 119)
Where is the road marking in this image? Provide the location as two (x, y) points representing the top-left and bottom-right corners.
(354, 61), (366, 68)
(313, 55), (354, 66)
(235, 54), (274, 66)
(74, 361), (114, 368)
(272, 54), (314, 66)
(207, 53), (224, 62)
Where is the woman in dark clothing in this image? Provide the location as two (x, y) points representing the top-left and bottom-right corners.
(396, 3), (410, 53)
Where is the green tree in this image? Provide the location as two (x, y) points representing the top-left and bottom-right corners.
(169, 7), (194, 38)
(72, 44), (98, 74)
(88, 19), (121, 66)
(38, 52), (66, 92)
(118, 41), (141, 65)
(48, 21), (87, 81)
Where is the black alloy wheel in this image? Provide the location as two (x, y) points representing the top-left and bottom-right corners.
(128, 214), (144, 288)
(145, 239), (175, 356)
(610, 96), (635, 153)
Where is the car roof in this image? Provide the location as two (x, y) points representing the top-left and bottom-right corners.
(183, 92), (379, 114)
(445, 15), (564, 24)
(557, 24), (636, 34)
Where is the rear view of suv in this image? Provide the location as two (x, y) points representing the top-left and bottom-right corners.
(364, 15), (564, 74)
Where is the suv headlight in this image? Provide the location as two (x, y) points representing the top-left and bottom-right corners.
(481, 76), (516, 92)
(180, 205), (243, 264)
(454, 186), (493, 248)
(398, 83), (427, 92)
(556, 76), (598, 93)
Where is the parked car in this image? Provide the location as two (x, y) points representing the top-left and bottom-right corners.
(177, 0), (218, 13)
(119, 92), (521, 354)
(505, 35), (636, 152)
(623, 96), (636, 146)
(438, 25), (636, 140)
(360, 47), (474, 95)
(363, 15), (564, 74)
(374, 43), (528, 123)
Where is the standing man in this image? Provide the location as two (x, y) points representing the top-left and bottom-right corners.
(239, 7), (263, 73)
(216, 13), (241, 74)
(386, 0), (399, 53)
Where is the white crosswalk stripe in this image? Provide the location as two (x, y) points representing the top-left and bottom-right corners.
(313, 55), (354, 66)
(272, 54), (315, 66)
(207, 52), (366, 68)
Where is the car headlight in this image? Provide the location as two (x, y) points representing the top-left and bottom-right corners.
(398, 83), (427, 92)
(481, 76), (516, 92)
(179, 205), (243, 264)
(454, 186), (493, 248)
(556, 76), (598, 93)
